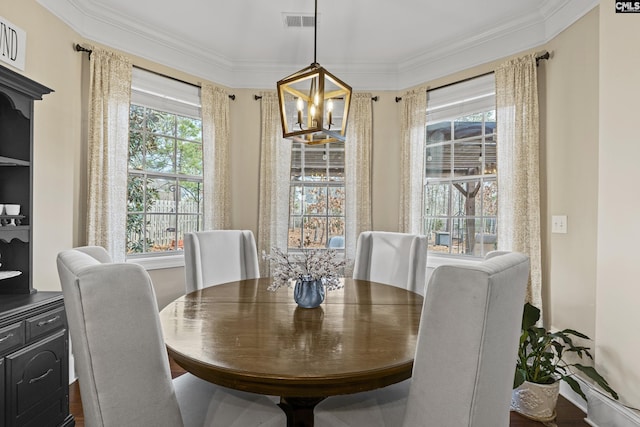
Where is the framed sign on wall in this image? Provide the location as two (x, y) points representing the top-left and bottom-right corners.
(0, 16), (26, 71)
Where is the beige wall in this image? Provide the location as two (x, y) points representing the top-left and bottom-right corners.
(542, 10), (600, 337)
(597, 2), (640, 408)
(8, 0), (639, 407)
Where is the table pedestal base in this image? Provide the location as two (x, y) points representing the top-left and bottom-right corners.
(279, 396), (326, 427)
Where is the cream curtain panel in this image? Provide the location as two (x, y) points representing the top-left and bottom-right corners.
(345, 93), (373, 269)
(86, 47), (132, 262)
(495, 53), (542, 310)
(257, 92), (291, 275)
(399, 87), (427, 234)
(201, 83), (231, 230)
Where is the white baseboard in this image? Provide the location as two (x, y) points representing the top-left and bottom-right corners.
(559, 376), (640, 427)
(585, 387), (640, 427)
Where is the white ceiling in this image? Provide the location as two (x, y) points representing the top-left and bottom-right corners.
(37, 0), (597, 90)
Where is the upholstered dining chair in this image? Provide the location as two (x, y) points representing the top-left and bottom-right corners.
(352, 231), (428, 295)
(57, 246), (285, 427)
(183, 230), (260, 293)
(315, 251), (530, 427)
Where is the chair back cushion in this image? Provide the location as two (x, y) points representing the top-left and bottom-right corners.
(57, 248), (183, 427)
(403, 252), (529, 427)
(353, 231), (428, 295)
(184, 230), (260, 293)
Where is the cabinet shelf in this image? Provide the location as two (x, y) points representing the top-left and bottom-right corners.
(0, 156), (29, 167)
(0, 271), (20, 281)
(0, 226), (29, 243)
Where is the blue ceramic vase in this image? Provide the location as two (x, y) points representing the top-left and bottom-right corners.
(293, 275), (325, 308)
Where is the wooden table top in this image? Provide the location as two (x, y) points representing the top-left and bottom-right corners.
(159, 278), (423, 398)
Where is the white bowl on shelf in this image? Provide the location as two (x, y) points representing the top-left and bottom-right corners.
(5, 204), (20, 215)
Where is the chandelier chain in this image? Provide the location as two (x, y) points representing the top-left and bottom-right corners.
(314, 0), (318, 64)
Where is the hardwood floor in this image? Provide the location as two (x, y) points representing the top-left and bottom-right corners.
(68, 358), (589, 426)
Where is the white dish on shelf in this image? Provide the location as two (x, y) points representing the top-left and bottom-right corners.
(0, 270), (21, 280)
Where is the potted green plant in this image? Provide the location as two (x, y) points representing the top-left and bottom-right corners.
(512, 302), (619, 421)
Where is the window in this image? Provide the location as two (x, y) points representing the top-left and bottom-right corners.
(288, 141), (345, 251)
(423, 74), (497, 257)
(127, 69), (203, 257)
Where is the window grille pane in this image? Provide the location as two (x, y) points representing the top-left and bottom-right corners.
(178, 181), (203, 213)
(482, 180), (498, 215)
(290, 186), (303, 215)
(148, 177), (176, 209)
(302, 217), (327, 248)
(126, 213), (146, 254)
(128, 130), (144, 170)
(453, 140), (483, 177)
(453, 114), (484, 140)
(289, 216), (303, 249)
(425, 144), (451, 178)
(130, 105), (145, 131)
(329, 218), (345, 243)
(127, 175), (146, 213)
(177, 116), (202, 141)
(425, 183), (449, 217)
(304, 187), (327, 215)
(328, 187), (345, 215)
(177, 141), (203, 176)
(147, 213), (177, 252)
(147, 109), (176, 136)
(145, 136), (176, 173)
(426, 121), (452, 144)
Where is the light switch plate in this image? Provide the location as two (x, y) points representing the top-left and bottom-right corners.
(551, 215), (568, 234)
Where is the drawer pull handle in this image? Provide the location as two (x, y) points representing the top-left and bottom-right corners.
(37, 315), (60, 327)
(29, 368), (54, 384)
(0, 333), (14, 343)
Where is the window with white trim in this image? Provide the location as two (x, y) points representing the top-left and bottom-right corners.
(288, 141), (345, 251)
(423, 74), (497, 257)
(127, 68), (203, 257)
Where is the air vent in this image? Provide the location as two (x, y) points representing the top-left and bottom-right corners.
(283, 13), (317, 28)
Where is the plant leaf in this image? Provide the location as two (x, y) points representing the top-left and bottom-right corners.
(563, 375), (587, 401)
(562, 328), (591, 340)
(514, 368), (526, 388)
(572, 364), (619, 400)
(522, 302), (540, 330)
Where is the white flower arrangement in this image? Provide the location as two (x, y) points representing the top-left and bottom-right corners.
(262, 247), (346, 292)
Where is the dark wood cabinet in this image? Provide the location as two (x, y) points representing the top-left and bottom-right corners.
(1, 293), (73, 427)
(0, 66), (73, 426)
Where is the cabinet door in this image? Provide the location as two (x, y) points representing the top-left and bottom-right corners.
(5, 330), (68, 427)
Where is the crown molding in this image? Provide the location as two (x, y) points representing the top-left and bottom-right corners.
(395, 0), (598, 89)
(37, 0), (598, 91)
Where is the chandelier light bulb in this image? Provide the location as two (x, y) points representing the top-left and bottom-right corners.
(296, 98), (304, 126)
(327, 99), (334, 127)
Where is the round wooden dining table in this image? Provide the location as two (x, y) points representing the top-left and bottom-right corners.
(159, 278), (423, 427)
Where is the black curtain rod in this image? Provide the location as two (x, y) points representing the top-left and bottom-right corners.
(395, 50), (550, 102)
(254, 95), (379, 101)
(75, 44), (236, 100)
